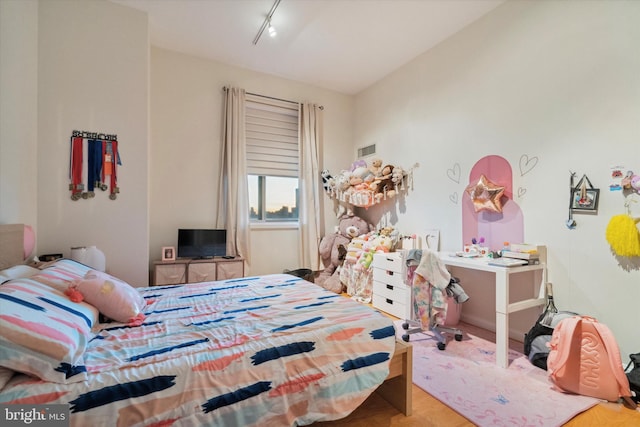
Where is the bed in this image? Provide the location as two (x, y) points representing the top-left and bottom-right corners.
(0, 227), (399, 426)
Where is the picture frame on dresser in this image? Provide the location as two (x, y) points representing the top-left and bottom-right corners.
(162, 246), (175, 262)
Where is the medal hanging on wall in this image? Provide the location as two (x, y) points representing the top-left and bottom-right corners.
(69, 136), (85, 201)
(104, 140), (121, 200)
(68, 130), (121, 201)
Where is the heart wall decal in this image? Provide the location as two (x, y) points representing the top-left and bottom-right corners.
(518, 187), (527, 197)
(519, 154), (539, 176)
(449, 192), (458, 204)
(447, 163), (461, 184)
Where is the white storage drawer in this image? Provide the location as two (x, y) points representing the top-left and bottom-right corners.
(373, 280), (410, 302)
(372, 267), (406, 287)
(372, 252), (404, 273)
(372, 294), (411, 320)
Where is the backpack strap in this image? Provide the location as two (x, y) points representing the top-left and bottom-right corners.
(586, 317), (638, 410)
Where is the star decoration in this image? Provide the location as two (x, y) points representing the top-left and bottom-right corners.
(465, 175), (505, 213)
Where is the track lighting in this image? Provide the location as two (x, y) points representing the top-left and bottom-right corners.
(252, 0), (281, 45)
(268, 20), (277, 38)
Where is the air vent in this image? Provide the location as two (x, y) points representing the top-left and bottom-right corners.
(357, 144), (376, 158)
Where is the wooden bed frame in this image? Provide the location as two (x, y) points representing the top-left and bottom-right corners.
(378, 340), (413, 416)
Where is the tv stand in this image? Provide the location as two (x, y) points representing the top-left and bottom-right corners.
(152, 257), (244, 286)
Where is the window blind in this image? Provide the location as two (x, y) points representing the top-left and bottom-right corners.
(245, 94), (300, 177)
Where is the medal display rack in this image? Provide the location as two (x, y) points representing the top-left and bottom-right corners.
(68, 129), (122, 201)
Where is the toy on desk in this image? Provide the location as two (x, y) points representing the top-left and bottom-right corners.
(471, 237), (484, 245)
(460, 236), (490, 258)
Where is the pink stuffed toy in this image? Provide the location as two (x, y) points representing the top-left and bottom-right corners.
(66, 270), (147, 326)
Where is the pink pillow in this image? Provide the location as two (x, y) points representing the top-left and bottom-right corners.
(70, 270), (146, 325)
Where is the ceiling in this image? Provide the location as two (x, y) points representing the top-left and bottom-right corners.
(110, 0), (505, 95)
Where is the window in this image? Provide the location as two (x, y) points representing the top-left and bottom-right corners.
(246, 94), (300, 222)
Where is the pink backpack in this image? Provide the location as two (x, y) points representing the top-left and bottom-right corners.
(547, 315), (637, 409)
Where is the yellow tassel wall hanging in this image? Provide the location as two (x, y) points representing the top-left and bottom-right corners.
(605, 214), (640, 256)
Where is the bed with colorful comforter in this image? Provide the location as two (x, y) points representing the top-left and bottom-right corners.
(0, 259), (396, 426)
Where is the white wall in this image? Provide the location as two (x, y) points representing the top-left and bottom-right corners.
(354, 0), (640, 358)
(149, 47), (354, 276)
(0, 0), (38, 229)
(35, 0), (149, 285)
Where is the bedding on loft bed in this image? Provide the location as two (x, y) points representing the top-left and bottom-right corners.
(0, 259), (396, 426)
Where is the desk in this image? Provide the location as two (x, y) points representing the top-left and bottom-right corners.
(441, 254), (546, 368)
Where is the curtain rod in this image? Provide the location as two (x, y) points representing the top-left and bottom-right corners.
(222, 86), (324, 110)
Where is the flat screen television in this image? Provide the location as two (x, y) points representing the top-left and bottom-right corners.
(177, 229), (227, 259)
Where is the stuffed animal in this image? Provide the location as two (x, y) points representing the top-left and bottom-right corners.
(370, 164), (397, 201)
(349, 159), (367, 172)
(369, 159), (383, 177)
(333, 171), (355, 217)
(391, 166), (404, 187)
(379, 164), (394, 180)
(316, 215), (373, 293)
(321, 169), (335, 196)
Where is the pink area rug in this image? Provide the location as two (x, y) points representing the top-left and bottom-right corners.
(395, 321), (599, 426)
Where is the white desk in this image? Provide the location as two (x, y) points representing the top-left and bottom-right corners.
(441, 254), (546, 368)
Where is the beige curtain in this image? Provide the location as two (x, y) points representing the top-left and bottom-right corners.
(217, 87), (251, 269)
(299, 103), (324, 271)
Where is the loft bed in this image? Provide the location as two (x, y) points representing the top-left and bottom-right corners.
(0, 224), (410, 426)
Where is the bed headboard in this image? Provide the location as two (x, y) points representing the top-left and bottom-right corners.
(0, 224), (25, 270)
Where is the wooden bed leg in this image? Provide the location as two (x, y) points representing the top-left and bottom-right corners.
(376, 340), (413, 416)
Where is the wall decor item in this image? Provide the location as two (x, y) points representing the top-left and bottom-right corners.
(68, 130), (121, 201)
(610, 165), (626, 191)
(571, 174), (599, 213)
(447, 163), (461, 204)
(566, 172), (577, 229)
(605, 211), (640, 258)
(516, 153), (539, 200)
(517, 187), (527, 198)
(447, 163), (461, 183)
(519, 154), (539, 176)
(162, 246), (176, 262)
(465, 174), (506, 213)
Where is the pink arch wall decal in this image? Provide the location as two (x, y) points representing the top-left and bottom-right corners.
(462, 155), (524, 251)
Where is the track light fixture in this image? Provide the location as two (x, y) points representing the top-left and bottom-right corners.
(268, 19), (277, 38)
(253, 0), (281, 45)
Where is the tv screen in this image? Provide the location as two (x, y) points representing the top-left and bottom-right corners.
(177, 229), (226, 259)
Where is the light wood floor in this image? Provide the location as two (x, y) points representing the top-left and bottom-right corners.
(313, 322), (640, 426)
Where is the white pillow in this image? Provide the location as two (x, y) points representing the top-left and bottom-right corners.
(0, 265), (40, 283)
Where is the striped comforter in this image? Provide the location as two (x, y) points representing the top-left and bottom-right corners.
(0, 273), (396, 426)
